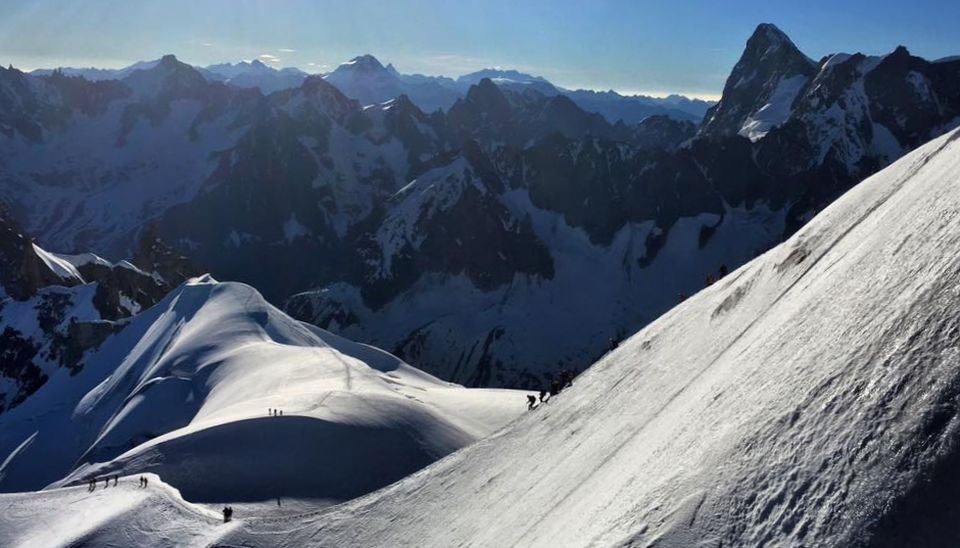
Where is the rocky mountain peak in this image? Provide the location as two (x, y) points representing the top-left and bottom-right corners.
(158, 53), (179, 66)
(297, 74), (360, 122)
(465, 78), (511, 112)
(699, 23), (817, 139)
(341, 54), (390, 75)
(747, 23), (797, 56)
(0, 205), (75, 300)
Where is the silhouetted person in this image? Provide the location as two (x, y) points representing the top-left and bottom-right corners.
(527, 395), (537, 410)
(103, 477), (109, 489)
(539, 389), (547, 403)
(223, 507), (230, 523)
(279, 410), (283, 416)
(144, 476), (149, 487)
(113, 475), (118, 486)
(679, 293), (687, 303)
(719, 264), (729, 278)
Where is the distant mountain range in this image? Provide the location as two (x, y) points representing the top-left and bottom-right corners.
(323, 53), (713, 121)
(3, 23), (959, 392)
(30, 54), (713, 123)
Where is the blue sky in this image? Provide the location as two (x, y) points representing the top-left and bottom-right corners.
(2, 0), (959, 99)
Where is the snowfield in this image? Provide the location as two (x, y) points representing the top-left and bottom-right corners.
(4, 127), (960, 546)
(0, 276), (524, 506)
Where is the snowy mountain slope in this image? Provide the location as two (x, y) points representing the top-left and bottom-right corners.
(218, 119), (960, 546)
(0, 474), (228, 548)
(6, 123), (959, 548)
(0, 211), (196, 414)
(0, 276), (523, 503)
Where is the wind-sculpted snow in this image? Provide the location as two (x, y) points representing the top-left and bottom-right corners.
(0, 276), (524, 505)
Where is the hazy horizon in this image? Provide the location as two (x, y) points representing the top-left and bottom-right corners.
(3, 0), (960, 105)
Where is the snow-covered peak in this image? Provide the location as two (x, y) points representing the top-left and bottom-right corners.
(335, 54), (391, 74)
(323, 54), (404, 107)
(700, 24), (817, 138)
(456, 68), (550, 86)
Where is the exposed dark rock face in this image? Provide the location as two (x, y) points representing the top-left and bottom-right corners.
(0, 205), (77, 300)
(354, 149), (554, 310)
(0, 209), (199, 413)
(0, 326), (42, 411)
(700, 23), (818, 138)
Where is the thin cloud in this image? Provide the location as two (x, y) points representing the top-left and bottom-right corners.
(201, 42), (213, 47)
(259, 54), (281, 63)
(278, 48), (296, 53)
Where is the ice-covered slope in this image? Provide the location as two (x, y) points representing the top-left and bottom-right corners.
(221, 127), (960, 545)
(0, 276), (523, 505)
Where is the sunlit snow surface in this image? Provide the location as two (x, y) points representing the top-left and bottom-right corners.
(0, 276), (524, 523)
(4, 128), (960, 546)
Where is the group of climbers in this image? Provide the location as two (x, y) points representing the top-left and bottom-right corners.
(705, 264), (729, 287)
(680, 263), (730, 303)
(87, 475), (119, 491)
(527, 368), (579, 409)
(268, 408), (284, 417)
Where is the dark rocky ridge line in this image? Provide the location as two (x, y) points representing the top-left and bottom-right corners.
(0, 208), (199, 413)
